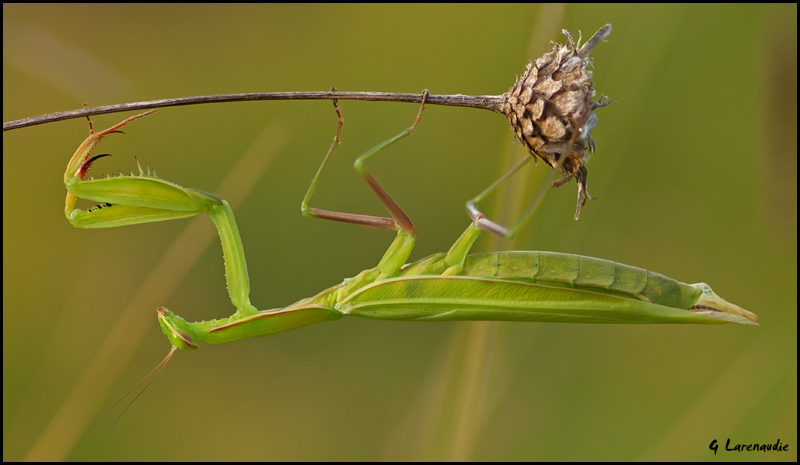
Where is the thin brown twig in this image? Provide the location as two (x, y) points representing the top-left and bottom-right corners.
(3, 91), (505, 131)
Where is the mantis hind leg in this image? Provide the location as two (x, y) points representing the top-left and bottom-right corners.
(466, 96), (601, 237)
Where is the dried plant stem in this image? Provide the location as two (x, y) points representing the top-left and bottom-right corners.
(2, 91), (504, 131)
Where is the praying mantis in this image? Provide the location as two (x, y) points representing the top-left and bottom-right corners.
(2, 8), (787, 462)
(60, 81), (760, 426)
(64, 101), (757, 362)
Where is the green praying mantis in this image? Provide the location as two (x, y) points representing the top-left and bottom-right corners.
(64, 97), (757, 421)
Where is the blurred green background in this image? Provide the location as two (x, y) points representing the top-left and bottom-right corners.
(3, 4), (796, 461)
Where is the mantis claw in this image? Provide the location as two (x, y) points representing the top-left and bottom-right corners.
(76, 153), (112, 179)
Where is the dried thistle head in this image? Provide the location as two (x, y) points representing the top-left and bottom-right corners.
(501, 24), (612, 219)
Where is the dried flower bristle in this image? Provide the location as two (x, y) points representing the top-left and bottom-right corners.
(501, 24), (612, 219)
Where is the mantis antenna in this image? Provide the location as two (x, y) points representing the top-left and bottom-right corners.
(89, 348), (176, 430)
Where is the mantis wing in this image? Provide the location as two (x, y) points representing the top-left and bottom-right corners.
(338, 252), (757, 326)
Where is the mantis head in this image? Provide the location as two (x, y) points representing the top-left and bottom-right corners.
(157, 307), (200, 350)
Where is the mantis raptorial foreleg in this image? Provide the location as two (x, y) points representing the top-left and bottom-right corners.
(64, 110), (259, 328)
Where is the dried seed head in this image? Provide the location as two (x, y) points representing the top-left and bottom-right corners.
(501, 24), (612, 219)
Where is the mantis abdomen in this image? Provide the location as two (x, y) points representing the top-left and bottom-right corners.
(339, 251), (733, 325)
(460, 252), (701, 309)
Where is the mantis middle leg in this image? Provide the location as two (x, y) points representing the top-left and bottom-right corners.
(301, 89), (430, 279)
